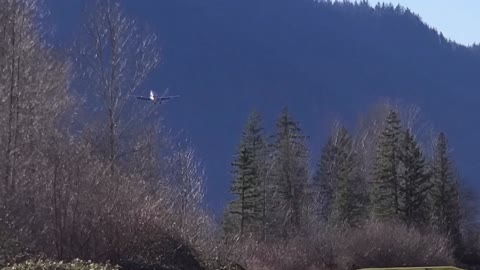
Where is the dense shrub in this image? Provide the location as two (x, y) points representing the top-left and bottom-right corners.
(2, 259), (118, 270)
(458, 227), (480, 270)
(244, 228), (339, 270)
(0, 220), (35, 268)
(248, 238), (313, 270)
(238, 221), (455, 270)
(339, 221), (455, 270)
(114, 231), (205, 270)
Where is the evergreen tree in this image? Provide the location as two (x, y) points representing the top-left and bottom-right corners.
(223, 111), (267, 239)
(314, 137), (336, 221)
(270, 108), (309, 237)
(398, 129), (431, 227)
(332, 127), (366, 226)
(372, 110), (403, 219)
(430, 132), (461, 242)
(314, 126), (366, 226)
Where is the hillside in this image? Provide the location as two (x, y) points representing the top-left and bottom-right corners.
(49, 0), (480, 210)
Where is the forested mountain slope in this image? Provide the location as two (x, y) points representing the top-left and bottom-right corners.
(50, 0), (480, 209)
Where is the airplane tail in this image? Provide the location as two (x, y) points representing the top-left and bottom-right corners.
(161, 88), (170, 97)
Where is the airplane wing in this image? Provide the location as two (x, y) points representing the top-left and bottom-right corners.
(159, 95), (180, 101)
(136, 96), (152, 101)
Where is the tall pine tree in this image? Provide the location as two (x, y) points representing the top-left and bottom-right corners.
(430, 132), (461, 243)
(372, 110), (403, 219)
(332, 127), (366, 226)
(398, 129), (431, 227)
(270, 108), (309, 237)
(223, 111), (267, 239)
(314, 136), (336, 221)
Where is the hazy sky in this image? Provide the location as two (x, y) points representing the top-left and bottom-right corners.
(368, 0), (480, 46)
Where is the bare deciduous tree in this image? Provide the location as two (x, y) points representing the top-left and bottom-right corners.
(0, 0), (70, 230)
(78, 0), (160, 177)
(0, 2), (216, 268)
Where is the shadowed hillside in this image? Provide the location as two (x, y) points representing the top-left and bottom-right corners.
(48, 0), (480, 211)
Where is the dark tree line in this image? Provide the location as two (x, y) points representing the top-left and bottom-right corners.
(224, 106), (467, 253)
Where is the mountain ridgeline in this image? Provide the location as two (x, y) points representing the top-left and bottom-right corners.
(121, 0), (480, 204)
(139, 0), (480, 98)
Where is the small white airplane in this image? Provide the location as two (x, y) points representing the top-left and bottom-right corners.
(135, 88), (180, 104)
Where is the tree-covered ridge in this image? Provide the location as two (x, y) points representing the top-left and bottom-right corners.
(150, 0), (479, 90)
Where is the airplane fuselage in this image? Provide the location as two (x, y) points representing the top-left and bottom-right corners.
(135, 90), (180, 104)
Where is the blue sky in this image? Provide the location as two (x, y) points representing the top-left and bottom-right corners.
(368, 0), (480, 46)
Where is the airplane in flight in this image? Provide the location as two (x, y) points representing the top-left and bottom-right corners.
(135, 88), (180, 104)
